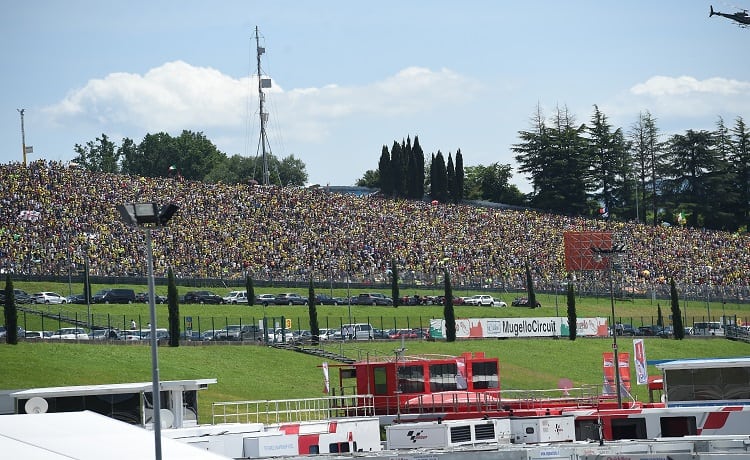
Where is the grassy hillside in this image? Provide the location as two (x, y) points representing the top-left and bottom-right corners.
(1, 336), (748, 423)
(4, 279), (750, 423)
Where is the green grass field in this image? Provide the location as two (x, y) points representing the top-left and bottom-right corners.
(3, 280), (750, 423)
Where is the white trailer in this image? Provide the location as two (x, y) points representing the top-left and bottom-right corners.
(386, 418), (512, 449)
(510, 415), (575, 444)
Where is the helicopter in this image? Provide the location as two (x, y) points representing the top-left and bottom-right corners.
(709, 5), (750, 26)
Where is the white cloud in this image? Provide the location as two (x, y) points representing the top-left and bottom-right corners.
(44, 61), (480, 146)
(631, 76), (750, 96)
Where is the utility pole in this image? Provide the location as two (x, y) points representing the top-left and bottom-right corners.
(18, 108), (28, 165)
(255, 26), (271, 186)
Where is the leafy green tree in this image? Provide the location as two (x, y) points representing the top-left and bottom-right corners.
(167, 267), (179, 347)
(246, 274), (255, 306)
(463, 163), (525, 205)
(308, 278), (319, 345)
(670, 278), (684, 340)
(4, 274), (18, 345)
(443, 268), (456, 342)
(587, 105), (633, 220)
(628, 111), (665, 226)
(729, 117), (750, 231)
(567, 282), (577, 341)
(278, 154), (308, 186)
(73, 134), (121, 173)
(356, 169), (380, 188)
(391, 258), (399, 308)
(525, 260), (537, 309)
(662, 130), (719, 228)
(514, 105), (588, 213)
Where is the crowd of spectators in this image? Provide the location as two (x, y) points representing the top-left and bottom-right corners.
(1, 160), (749, 299)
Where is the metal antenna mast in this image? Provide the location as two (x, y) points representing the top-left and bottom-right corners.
(255, 26), (271, 186)
(17, 108), (27, 166)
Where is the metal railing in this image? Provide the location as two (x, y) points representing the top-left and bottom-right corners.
(211, 394), (375, 425)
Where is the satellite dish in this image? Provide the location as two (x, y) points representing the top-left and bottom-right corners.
(160, 408), (175, 428)
(25, 397), (49, 414)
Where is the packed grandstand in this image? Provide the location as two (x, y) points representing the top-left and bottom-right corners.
(1, 161), (749, 300)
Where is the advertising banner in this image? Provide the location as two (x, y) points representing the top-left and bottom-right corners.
(429, 317), (609, 339)
(633, 339), (648, 385)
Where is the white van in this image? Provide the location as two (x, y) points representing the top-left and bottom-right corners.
(692, 321), (723, 336)
(334, 323), (374, 340)
(223, 290), (248, 304)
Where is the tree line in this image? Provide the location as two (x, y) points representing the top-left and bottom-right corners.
(69, 104), (748, 233)
(513, 105), (749, 232)
(72, 130), (308, 186)
(357, 135), (526, 205)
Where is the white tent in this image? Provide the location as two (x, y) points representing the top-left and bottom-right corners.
(0, 410), (229, 460)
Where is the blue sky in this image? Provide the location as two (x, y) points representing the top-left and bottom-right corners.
(2, 1), (748, 192)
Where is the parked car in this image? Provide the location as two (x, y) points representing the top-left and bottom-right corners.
(49, 327), (89, 340)
(637, 325), (663, 336)
(89, 328), (121, 340)
(92, 288), (136, 304)
(24, 330), (51, 339)
(135, 292), (167, 304)
(32, 292), (67, 304)
(318, 328), (337, 340)
(201, 329), (220, 341)
(614, 323), (637, 336)
(291, 329), (313, 344)
(332, 323), (374, 340)
(274, 293), (308, 305)
(388, 329), (419, 339)
(214, 325), (261, 341)
(14, 289), (34, 304)
(0, 326), (26, 338)
(464, 295), (505, 307)
(315, 294), (341, 305)
(355, 293), (393, 306)
(223, 291), (248, 304)
(657, 326), (674, 338)
(184, 290), (224, 304)
(66, 294), (89, 304)
(511, 297), (542, 308)
(256, 294), (277, 306)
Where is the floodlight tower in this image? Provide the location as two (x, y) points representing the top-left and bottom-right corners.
(117, 202), (179, 460)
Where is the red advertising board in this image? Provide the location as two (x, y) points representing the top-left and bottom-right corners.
(563, 231), (613, 272)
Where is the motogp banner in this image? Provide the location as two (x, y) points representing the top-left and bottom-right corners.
(429, 317), (608, 339)
(633, 339), (648, 385)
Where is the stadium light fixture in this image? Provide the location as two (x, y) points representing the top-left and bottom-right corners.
(591, 244), (626, 409)
(117, 201), (178, 460)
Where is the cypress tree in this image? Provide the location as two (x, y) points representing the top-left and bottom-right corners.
(444, 268), (456, 342)
(4, 274), (18, 345)
(670, 278), (685, 340)
(525, 260), (537, 308)
(567, 282), (577, 341)
(308, 277), (319, 345)
(391, 258), (399, 308)
(657, 304), (664, 328)
(455, 149), (464, 202)
(167, 267), (179, 347)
